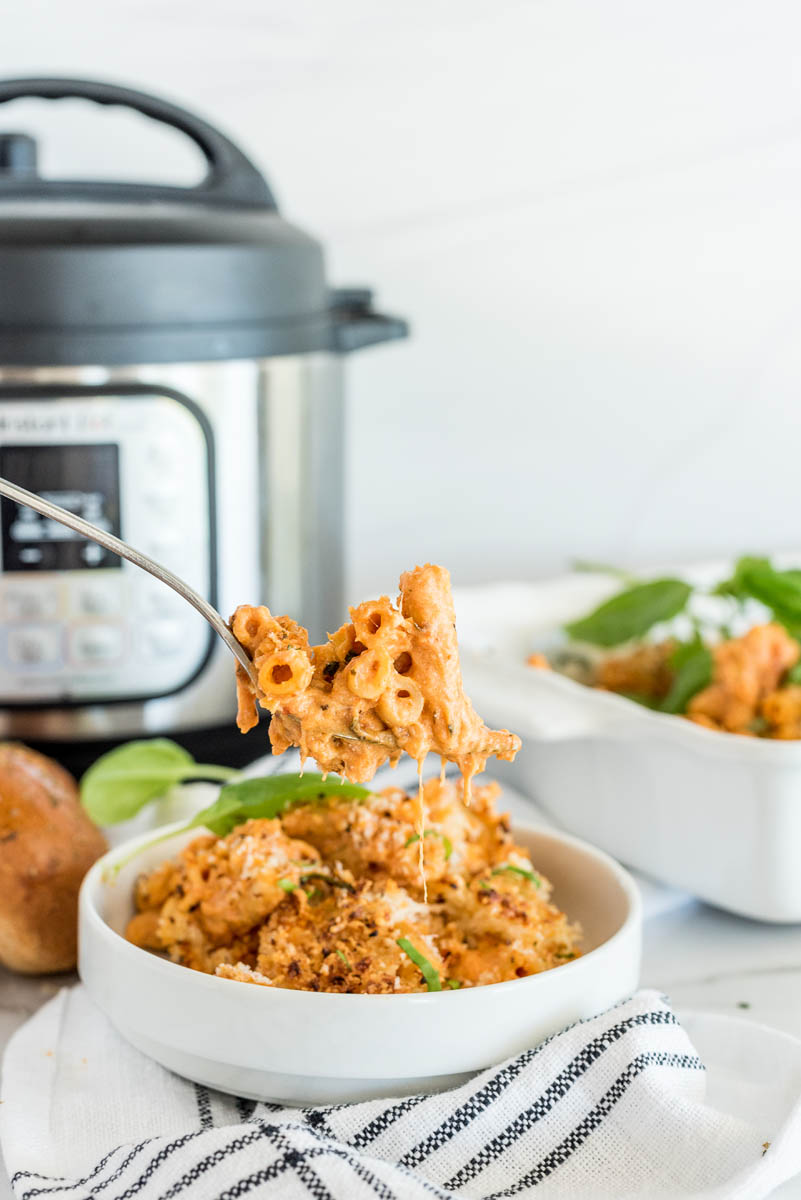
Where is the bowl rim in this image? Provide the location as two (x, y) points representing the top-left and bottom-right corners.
(79, 818), (642, 1006)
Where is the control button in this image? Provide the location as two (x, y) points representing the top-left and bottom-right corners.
(82, 544), (106, 567)
(70, 625), (124, 665)
(72, 579), (121, 618)
(7, 625), (63, 667)
(3, 586), (62, 621)
(143, 619), (184, 657)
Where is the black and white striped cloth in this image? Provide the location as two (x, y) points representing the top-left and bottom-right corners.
(3, 985), (801, 1199)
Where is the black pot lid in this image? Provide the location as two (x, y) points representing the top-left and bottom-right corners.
(0, 78), (407, 366)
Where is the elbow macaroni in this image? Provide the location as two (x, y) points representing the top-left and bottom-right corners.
(229, 566), (520, 795)
(257, 649), (314, 698)
(377, 675), (424, 726)
(346, 647), (393, 701)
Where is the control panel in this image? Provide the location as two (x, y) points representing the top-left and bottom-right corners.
(0, 390), (214, 704)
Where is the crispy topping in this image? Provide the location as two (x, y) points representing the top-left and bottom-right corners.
(126, 776), (580, 993)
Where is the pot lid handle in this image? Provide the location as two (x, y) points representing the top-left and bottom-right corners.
(0, 76), (275, 209)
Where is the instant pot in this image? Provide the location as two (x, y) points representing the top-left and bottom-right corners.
(0, 77), (407, 772)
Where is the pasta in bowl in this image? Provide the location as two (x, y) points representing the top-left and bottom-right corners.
(77, 561), (639, 1101)
(79, 796), (640, 1103)
(125, 775), (580, 993)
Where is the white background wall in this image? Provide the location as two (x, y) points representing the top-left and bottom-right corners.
(2, 1), (801, 599)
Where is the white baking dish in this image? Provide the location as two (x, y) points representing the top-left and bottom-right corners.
(455, 567), (801, 923)
(79, 820), (640, 1105)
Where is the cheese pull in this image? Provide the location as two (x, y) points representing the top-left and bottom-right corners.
(231, 562), (521, 792)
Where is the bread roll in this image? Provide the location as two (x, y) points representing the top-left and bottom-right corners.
(0, 743), (107, 973)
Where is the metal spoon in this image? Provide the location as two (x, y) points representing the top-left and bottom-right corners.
(0, 475), (260, 688)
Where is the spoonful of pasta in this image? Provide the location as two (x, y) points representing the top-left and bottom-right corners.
(0, 478), (520, 793)
(231, 562), (521, 794)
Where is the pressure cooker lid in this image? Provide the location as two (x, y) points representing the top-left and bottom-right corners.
(0, 78), (407, 365)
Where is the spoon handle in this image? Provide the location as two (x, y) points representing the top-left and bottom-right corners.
(0, 475), (259, 687)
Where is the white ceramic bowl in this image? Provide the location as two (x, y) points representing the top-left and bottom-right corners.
(455, 563), (801, 923)
(78, 821), (641, 1105)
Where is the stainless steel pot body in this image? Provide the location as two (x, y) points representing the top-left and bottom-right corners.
(0, 354), (343, 742)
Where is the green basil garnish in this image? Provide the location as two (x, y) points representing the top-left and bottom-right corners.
(659, 639), (713, 714)
(278, 879), (297, 892)
(786, 662), (801, 685)
(572, 560), (640, 584)
(81, 738), (239, 826)
(404, 829), (453, 860)
(564, 579), (692, 647)
(396, 937), (441, 991)
(491, 864), (541, 887)
(732, 562), (801, 634)
(194, 775), (369, 838)
(560, 556), (801, 724)
(714, 556), (772, 601)
(715, 556), (801, 636)
(105, 771), (369, 875)
(299, 871), (355, 893)
(617, 691), (662, 710)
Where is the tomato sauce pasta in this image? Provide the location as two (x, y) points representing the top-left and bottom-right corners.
(231, 564), (521, 894)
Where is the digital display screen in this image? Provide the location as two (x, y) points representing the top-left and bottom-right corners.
(0, 444), (122, 572)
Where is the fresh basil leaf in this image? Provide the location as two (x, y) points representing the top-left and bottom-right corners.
(446, 978), (462, 989)
(404, 829), (453, 860)
(733, 563), (801, 632)
(491, 864), (541, 887)
(564, 579), (692, 647)
(300, 871), (355, 892)
(277, 879), (297, 892)
(105, 772), (370, 877)
(189, 774), (370, 838)
(617, 691), (662, 710)
(786, 661), (801, 685)
(713, 556), (771, 600)
(396, 937), (441, 992)
(81, 738), (238, 826)
(572, 560), (640, 584)
(660, 639), (713, 714)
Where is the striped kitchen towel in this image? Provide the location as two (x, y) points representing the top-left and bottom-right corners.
(3, 986), (801, 1199)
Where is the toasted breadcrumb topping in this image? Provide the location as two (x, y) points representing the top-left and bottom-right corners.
(127, 777), (580, 993)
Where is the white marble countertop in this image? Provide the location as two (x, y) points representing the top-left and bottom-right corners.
(2, 900), (800, 1199)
